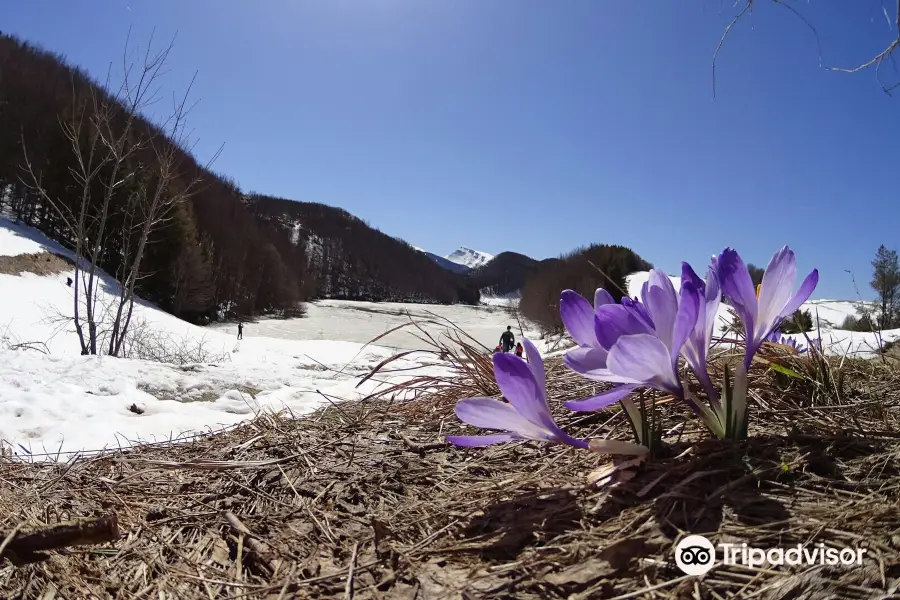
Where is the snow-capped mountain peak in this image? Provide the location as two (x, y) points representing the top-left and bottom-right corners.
(444, 247), (493, 270)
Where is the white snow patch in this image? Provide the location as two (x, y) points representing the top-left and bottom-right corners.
(0, 217), (72, 258)
(480, 295), (519, 308)
(445, 247), (493, 270)
(0, 344), (449, 460)
(0, 219), (460, 459)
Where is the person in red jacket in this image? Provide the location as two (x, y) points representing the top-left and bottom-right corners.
(515, 343), (524, 358)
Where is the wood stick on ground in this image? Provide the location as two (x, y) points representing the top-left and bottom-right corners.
(0, 514), (119, 565)
(224, 511), (276, 575)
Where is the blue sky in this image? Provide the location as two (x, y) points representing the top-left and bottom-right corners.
(5, 0), (899, 300)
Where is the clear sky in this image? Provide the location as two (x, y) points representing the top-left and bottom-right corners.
(4, 0), (899, 300)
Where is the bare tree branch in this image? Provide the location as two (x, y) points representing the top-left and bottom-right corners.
(829, 0), (900, 76)
(715, 0), (900, 96)
(712, 0), (753, 99)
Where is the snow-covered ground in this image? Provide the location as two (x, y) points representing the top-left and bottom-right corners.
(480, 294), (521, 307)
(1, 216), (896, 460)
(0, 218), (460, 459)
(0, 343), (441, 459)
(209, 300), (525, 352)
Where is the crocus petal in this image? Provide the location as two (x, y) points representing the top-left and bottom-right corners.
(669, 283), (700, 370)
(686, 265), (721, 361)
(594, 288), (615, 308)
(642, 271), (678, 350)
(520, 337), (545, 392)
(447, 433), (515, 447)
(565, 349), (643, 384)
(621, 297), (655, 330)
(704, 267), (721, 334)
(564, 384), (638, 411)
(717, 248), (758, 336)
(672, 280), (700, 361)
(456, 397), (552, 440)
(560, 290), (597, 347)
(567, 368), (646, 385)
(607, 334), (682, 396)
(594, 304), (655, 349)
(646, 269), (678, 301)
(492, 353), (556, 431)
(681, 262), (705, 295)
(564, 346), (609, 374)
(778, 269), (819, 321)
(757, 247), (797, 335)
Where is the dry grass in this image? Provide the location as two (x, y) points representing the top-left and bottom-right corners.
(1, 325), (900, 599)
(0, 252), (73, 277)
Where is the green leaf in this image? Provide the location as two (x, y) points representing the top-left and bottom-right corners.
(768, 362), (804, 379)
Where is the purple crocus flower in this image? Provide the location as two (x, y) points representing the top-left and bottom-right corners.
(558, 287), (616, 357)
(558, 288), (644, 410)
(764, 329), (807, 354)
(561, 303), (648, 409)
(447, 337), (589, 449)
(679, 262), (722, 403)
(563, 270), (701, 411)
(716, 246), (818, 367)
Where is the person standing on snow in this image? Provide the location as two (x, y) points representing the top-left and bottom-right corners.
(237, 321), (243, 340)
(499, 326), (515, 353)
(515, 343), (524, 358)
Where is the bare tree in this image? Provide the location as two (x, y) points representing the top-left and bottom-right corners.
(21, 29), (219, 356)
(871, 245), (900, 329)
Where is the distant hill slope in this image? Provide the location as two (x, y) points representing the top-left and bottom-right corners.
(413, 246), (549, 298)
(245, 195), (481, 305)
(469, 252), (549, 297)
(414, 248), (472, 274)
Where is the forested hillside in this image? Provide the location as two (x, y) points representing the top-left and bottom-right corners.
(0, 34), (314, 323)
(245, 194), (480, 304)
(519, 244), (653, 332)
(468, 251), (544, 297)
(0, 34), (482, 325)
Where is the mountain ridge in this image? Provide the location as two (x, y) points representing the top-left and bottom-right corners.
(445, 247), (494, 270)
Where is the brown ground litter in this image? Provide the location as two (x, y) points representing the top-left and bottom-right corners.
(0, 252), (74, 277)
(1, 340), (899, 599)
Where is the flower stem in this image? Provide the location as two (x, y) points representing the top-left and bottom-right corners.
(685, 388), (726, 439)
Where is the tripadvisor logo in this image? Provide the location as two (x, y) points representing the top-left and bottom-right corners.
(675, 535), (867, 576)
(675, 535), (716, 576)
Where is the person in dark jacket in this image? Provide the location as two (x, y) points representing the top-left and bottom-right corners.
(237, 322), (243, 340)
(515, 342), (524, 358)
(499, 326), (515, 353)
